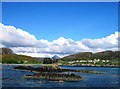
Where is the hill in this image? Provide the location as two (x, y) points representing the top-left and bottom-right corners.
(0, 48), (13, 54)
(0, 47), (119, 65)
(63, 52), (92, 60)
(91, 51), (120, 60)
(62, 51), (119, 61)
(0, 48), (41, 64)
(52, 55), (60, 60)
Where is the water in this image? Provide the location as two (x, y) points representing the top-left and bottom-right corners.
(2, 64), (119, 88)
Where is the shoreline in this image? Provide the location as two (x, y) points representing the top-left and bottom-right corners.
(62, 65), (119, 68)
(1, 64), (119, 68)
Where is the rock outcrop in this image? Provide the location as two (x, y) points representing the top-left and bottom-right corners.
(0, 48), (13, 54)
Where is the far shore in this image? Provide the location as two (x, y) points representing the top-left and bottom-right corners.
(1, 64), (119, 68)
(2, 64), (45, 66)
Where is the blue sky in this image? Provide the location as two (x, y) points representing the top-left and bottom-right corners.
(2, 2), (118, 41)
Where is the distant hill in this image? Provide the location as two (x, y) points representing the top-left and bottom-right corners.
(63, 52), (92, 59)
(52, 55), (60, 60)
(0, 47), (41, 64)
(0, 48), (13, 54)
(91, 51), (119, 60)
(1, 47), (119, 64)
(62, 51), (119, 60)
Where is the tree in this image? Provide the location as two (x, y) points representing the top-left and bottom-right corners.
(43, 58), (53, 64)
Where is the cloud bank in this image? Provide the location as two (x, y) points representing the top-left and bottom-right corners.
(0, 23), (119, 57)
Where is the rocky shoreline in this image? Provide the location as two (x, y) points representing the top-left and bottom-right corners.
(62, 64), (119, 68)
(24, 72), (83, 82)
(3, 63), (119, 67)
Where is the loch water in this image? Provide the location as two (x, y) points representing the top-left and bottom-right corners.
(1, 65), (119, 88)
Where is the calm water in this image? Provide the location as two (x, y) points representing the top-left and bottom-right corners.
(2, 65), (119, 88)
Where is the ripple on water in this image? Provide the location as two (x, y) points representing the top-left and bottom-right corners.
(2, 65), (119, 87)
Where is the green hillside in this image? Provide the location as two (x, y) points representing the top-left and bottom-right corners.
(62, 51), (119, 60)
(0, 47), (119, 66)
(0, 48), (41, 64)
(59, 51), (120, 66)
(1, 54), (41, 64)
(63, 52), (92, 61)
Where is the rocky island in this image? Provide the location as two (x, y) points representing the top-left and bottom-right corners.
(13, 64), (101, 82)
(14, 64), (101, 74)
(24, 72), (83, 82)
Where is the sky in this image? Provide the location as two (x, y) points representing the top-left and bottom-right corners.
(0, 2), (119, 57)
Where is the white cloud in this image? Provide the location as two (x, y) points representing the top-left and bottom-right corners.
(0, 23), (37, 47)
(0, 23), (119, 57)
(81, 32), (118, 50)
(15, 52), (69, 58)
